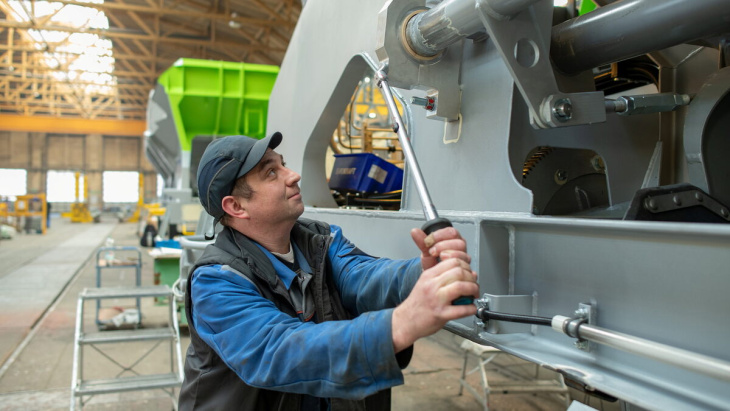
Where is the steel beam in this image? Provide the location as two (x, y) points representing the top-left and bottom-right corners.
(0, 114), (146, 136)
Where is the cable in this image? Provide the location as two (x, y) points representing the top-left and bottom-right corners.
(476, 307), (553, 326)
(171, 277), (185, 300)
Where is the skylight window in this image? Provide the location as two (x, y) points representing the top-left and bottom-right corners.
(7, 0), (116, 96)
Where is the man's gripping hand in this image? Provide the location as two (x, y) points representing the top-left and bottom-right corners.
(410, 226), (471, 270)
(391, 258), (478, 352)
(391, 227), (479, 353)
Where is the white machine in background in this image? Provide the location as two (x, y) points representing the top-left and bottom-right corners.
(263, 0), (730, 409)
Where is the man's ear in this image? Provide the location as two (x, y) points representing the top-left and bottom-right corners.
(221, 195), (249, 220)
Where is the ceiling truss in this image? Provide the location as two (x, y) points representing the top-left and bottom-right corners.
(0, 0), (301, 122)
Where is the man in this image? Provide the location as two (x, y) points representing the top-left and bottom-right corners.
(179, 132), (479, 410)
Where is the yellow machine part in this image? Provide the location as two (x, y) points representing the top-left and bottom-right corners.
(69, 203), (94, 223)
(14, 194), (48, 234)
(65, 172), (94, 223)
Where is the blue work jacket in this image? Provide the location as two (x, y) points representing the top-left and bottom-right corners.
(189, 222), (421, 402)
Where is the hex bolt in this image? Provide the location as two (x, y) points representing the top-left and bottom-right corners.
(673, 195), (682, 206)
(411, 96), (436, 111)
(722, 208), (729, 218)
(411, 97), (428, 106)
(694, 192), (703, 202)
(553, 98), (573, 122)
(554, 169), (568, 185)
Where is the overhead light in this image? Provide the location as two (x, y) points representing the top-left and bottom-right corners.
(229, 12), (242, 29)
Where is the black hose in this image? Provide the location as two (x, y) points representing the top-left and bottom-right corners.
(477, 308), (553, 327)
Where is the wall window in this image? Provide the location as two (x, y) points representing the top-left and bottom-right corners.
(0, 168), (27, 197)
(47, 171), (84, 202)
(103, 171), (139, 203)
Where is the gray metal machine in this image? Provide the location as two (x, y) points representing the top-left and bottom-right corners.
(266, 0), (730, 409)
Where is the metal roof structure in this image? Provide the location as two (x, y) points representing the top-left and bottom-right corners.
(0, 0), (301, 123)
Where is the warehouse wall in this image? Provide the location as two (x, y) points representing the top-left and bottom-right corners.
(0, 130), (157, 211)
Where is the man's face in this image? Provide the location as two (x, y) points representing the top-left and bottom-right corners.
(240, 149), (304, 225)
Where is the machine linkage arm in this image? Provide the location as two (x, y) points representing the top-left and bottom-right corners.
(379, 0), (729, 128)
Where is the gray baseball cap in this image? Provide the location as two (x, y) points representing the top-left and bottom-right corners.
(196, 132), (282, 222)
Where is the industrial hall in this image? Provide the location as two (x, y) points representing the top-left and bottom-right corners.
(0, 0), (728, 410)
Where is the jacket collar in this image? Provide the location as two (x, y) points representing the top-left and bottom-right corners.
(216, 223), (324, 289)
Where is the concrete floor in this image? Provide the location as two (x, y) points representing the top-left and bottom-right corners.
(0, 216), (616, 410)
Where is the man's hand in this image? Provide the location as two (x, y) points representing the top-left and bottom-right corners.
(410, 227), (470, 270)
(391, 227), (479, 353)
(391, 258), (478, 353)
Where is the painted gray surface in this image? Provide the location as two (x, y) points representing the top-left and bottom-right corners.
(268, 0), (730, 408)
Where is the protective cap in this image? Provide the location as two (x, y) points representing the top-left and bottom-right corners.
(196, 132), (282, 222)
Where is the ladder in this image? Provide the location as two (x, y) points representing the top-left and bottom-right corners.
(94, 246), (143, 328)
(70, 285), (184, 410)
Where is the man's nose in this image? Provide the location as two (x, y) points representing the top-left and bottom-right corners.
(285, 168), (301, 184)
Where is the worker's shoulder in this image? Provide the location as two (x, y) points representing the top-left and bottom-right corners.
(296, 217), (331, 235)
(193, 264), (260, 291)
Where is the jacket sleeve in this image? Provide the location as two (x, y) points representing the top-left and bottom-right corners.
(190, 264), (406, 399)
(327, 225), (422, 315)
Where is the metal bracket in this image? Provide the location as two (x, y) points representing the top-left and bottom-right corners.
(573, 302), (596, 351)
(375, 0), (463, 121)
(474, 294), (490, 329)
(643, 189), (730, 221)
(475, 0), (605, 128)
(475, 293), (534, 334)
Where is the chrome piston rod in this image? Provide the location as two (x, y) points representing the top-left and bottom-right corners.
(552, 315), (730, 382)
(405, 0), (540, 57)
(404, 0), (730, 73)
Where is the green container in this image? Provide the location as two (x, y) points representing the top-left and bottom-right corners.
(153, 256), (187, 325)
(578, 0), (597, 15)
(157, 58), (279, 151)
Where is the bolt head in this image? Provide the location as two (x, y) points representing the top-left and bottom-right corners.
(591, 155), (605, 172)
(644, 197), (658, 211)
(553, 98), (573, 121)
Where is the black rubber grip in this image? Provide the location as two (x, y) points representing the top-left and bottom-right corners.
(421, 217), (474, 306)
(421, 217), (452, 235)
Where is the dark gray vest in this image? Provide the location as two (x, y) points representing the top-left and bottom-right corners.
(179, 220), (397, 410)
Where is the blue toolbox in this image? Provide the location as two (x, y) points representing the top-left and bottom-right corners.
(328, 153), (403, 194)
